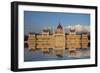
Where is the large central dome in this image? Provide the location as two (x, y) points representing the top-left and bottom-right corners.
(57, 23), (63, 29)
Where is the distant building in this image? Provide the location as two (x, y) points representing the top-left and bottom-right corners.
(26, 23), (89, 54)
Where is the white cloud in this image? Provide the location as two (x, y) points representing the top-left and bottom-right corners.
(64, 24), (90, 33)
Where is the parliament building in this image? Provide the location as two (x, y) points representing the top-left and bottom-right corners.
(26, 23), (89, 54)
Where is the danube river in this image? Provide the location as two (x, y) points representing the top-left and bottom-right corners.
(24, 48), (90, 62)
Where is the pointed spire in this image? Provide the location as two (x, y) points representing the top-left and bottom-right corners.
(59, 19), (60, 25)
(57, 20), (63, 29)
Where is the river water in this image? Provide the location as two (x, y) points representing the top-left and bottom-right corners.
(24, 48), (90, 62)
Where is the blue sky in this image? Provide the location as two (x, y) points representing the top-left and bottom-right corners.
(24, 11), (90, 35)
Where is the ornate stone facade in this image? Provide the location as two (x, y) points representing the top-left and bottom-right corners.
(26, 24), (89, 54)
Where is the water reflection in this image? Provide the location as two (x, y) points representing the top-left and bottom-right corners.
(24, 43), (90, 62)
